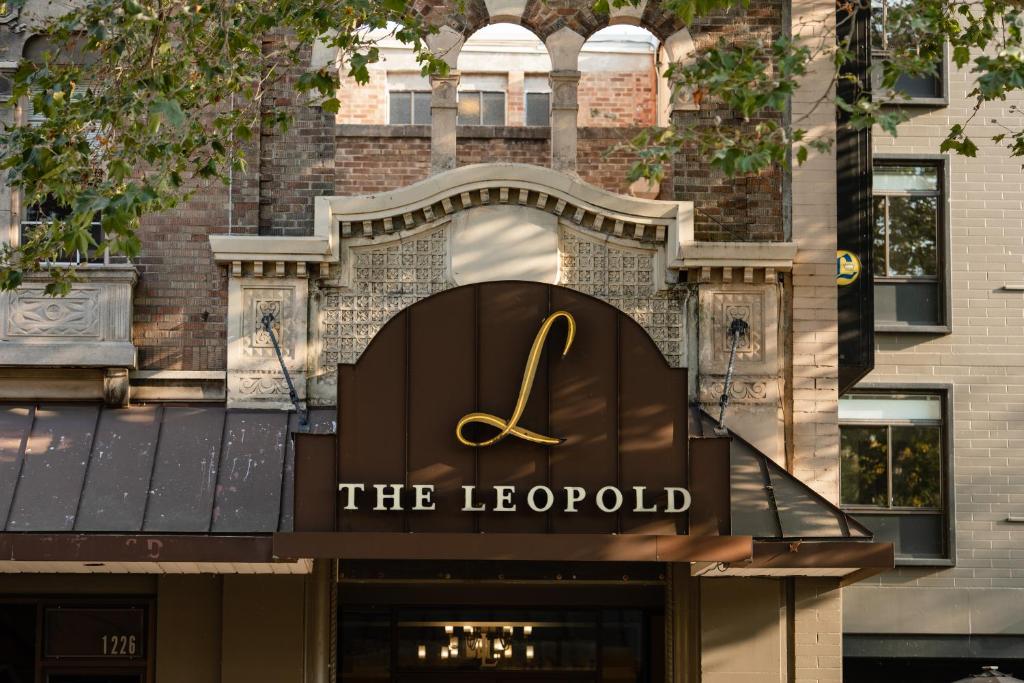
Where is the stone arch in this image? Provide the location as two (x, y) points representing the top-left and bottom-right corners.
(409, 0), (492, 39)
(519, 0), (609, 41)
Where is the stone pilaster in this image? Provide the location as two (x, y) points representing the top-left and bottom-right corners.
(549, 70), (580, 173)
(430, 72), (460, 174)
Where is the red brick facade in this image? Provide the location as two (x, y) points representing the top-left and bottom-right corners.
(129, 0), (785, 371)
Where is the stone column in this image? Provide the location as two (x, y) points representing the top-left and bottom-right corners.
(430, 72), (460, 174)
(549, 70), (580, 173)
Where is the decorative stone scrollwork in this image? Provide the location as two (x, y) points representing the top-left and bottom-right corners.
(7, 290), (100, 338)
(697, 376), (776, 404)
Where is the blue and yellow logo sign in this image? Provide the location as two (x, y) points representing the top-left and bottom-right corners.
(836, 250), (861, 286)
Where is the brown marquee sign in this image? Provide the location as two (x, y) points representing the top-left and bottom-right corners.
(284, 281), (740, 562)
(334, 305), (692, 516)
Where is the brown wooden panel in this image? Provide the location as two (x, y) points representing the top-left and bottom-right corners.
(293, 433), (338, 532)
(476, 281), (550, 533)
(688, 436), (731, 536)
(274, 532), (753, 563)
(407, 286), (477, 532)
(548, 288), (619, 533)
(618, 321), (687, 535)
(333, 283), (690, 538)
(0, 533), (274, 562)
(338, 315), (407, 533)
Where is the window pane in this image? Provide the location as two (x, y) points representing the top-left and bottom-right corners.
(873, 195), (887, 276)
(482, 91), (505, 126)
(891, 425), (942, 508)
(526, 92), (550, 126)
(887, 195), (937, 276)
(874, 281), (941, 326)
(839, 394), (942, 421)
(894, 71), (941, 99)
(874, 165), (939, 192)
(389, 91), (412, 125)
(458, 92), (481, 125)
(840, 426), (889, 506)
(413, 92), (432, 124)
(870, 4), (886, 52)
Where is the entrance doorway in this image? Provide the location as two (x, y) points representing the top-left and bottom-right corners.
(340, 606), (657, 683)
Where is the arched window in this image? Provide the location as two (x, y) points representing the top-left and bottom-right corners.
(457, 24), (551, 128)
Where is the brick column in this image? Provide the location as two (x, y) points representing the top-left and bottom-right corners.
(794, 579), (843, 683)
(790, 0), (839, 503)
(549, 70), (580, 173)
(430, 72), (460, 174)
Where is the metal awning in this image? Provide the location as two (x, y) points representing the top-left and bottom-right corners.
(0, 403), (333, 570)
(0, 402), (892, 580)
(690, 409), (890, 581)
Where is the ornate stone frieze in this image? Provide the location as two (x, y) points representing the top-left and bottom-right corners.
(697, 376), (779, 404)
(317, 225), (450, 372)
(559, 226), (686, 369)
(7, 289), (100, 337)
(0, 266), (137, 369)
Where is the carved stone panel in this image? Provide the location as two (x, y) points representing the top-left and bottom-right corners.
(559, 226), (686, 369)
(7, 289), (100, 338)
(0, 266), (137, 368)
(227, 277), (308, 409)
(698, 284), (778, 377)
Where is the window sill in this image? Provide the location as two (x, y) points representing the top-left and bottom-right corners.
(335, 123), (551, 140)
(895, 556), (954, 567)
(875, 324), (951, 335)
(878, 96), (949, 108)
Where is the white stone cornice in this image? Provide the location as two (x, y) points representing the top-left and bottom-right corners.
(671, 241), (798, 279)
(208, 234), (333, 278)
(321, 162), (692, 248)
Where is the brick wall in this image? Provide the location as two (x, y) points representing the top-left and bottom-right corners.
(123, 2), (785, 371)
(794, 579), (843, 683)
(334, 132), (432, 195)
(844, 43), (1024, 630)
(578, 129), (674, 199)
(789, 0), (839, 502)
(133, 178), (233, 371)
(258, 35), (336, 237)
(577, 71), (657, 127)
(336, 74), (388, 125)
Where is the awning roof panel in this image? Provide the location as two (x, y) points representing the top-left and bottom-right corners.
(0, 403), (336, 535)
(7, 404), (99, 532)
(77, 404), (161, 532)
(143, 405), (226, 533)
(693, 409), (871, 541)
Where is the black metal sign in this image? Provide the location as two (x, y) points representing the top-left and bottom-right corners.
(44, 607), (146, 659)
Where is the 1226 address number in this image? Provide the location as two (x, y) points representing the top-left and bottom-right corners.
(101, 634), (138, 657)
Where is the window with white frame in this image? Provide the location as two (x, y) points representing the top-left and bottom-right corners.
(839, 391), (951, 562)
(21, 77), (109, 264)
(870, 0), (945, 102)
(387, 72), (432, 125)
(457, 74), (507, 126)
(872, 160), (947, 329)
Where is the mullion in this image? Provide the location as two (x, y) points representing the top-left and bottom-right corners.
(886, 424), (894, 508)
(883, 194), (891, 277)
